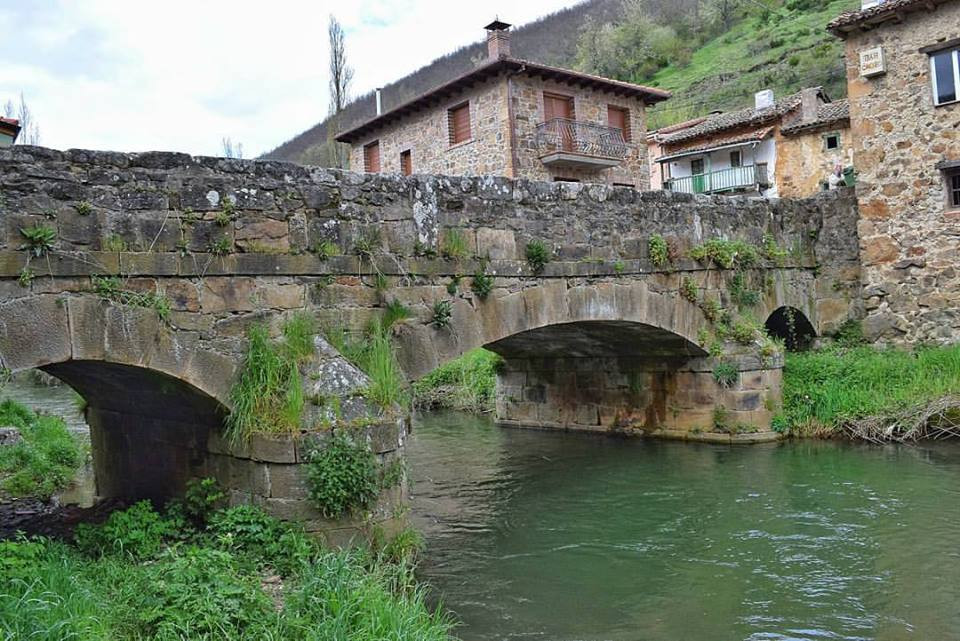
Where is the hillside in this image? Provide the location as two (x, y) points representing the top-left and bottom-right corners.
(263, 0), (860, 164)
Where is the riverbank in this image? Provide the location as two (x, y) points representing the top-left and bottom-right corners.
(413, 343), (960, 441)
(0, 493), (454, 641)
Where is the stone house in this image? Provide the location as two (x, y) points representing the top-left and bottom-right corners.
(0, 118), (19, 146)
(648, 88), (852, 198)
(335, 21), (671, 189)
(829, 0), (960, 344)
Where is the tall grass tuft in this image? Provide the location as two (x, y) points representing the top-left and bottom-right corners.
(225, 313), (316, 443)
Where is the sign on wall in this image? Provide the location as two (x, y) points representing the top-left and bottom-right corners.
(859, 47), (886, 77)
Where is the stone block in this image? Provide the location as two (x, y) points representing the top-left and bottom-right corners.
(248, 433), (298, 463)
(268, 464), (310, 500)
(0, 295), (72, 370)
(476, 228), (517, 260)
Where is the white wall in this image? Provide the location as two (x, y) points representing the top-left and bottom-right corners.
(665, 138), (778, 196)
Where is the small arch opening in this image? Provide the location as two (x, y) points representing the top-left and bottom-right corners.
(765, 307), (816, 352)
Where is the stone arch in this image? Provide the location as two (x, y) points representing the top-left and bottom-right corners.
(0, 295), (237, 502)
(764, 306), (816, 351)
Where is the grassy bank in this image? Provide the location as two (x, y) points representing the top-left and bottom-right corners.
(413, 349), (502, 414)
(0, 398), (87, 500)
(779, 344), (960, 440)
(0, 493), (453, 641)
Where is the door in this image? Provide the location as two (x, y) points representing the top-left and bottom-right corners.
(544, 93), (574, 151)
(691, 158), (706, 194)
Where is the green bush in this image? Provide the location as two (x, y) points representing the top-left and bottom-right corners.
(689, 239), (759, 270)
(75, 500), (180, 559)
(208, 505), (316, 577)
(649, 235), (669, 267)
(525, 240), (550, 274)
(305, 431), (380, 519)
(0, 400), (85, 500)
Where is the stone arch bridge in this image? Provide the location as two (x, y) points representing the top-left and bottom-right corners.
(0, 148), (860, 521)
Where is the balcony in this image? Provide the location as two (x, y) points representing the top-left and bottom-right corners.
(535, 118), (629, 169)
(665, 164), (769, 195)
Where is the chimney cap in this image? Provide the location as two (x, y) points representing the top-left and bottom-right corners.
(484, 19), (511, 31)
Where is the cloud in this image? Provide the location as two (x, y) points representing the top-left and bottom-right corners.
(0, 0), (583, 157)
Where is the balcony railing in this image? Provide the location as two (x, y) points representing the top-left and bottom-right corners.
(535, 118), (629, 168)
(665, 164), (769, 195)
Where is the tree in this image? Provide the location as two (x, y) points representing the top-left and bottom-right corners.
(4, 93), (41, 145)
(221, 137), (244, 159)
(326, 15), (354, 169)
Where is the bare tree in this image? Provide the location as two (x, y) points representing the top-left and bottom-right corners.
(326, 15), (354, 169)
(221, 137), (244, 159)
(5, 93), (41, 145)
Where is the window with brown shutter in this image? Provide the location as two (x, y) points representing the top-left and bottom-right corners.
(363, 141), (380, 173)
(448, 102), (471, 145)
(400, 150), (412, 176)
(544, 93), (574, 121)
(607, 106), (630, 142)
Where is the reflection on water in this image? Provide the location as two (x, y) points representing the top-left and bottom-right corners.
(408, 411), (960, 641)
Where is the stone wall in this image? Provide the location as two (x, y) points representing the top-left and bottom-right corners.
(840, 3), (960, 344)
(777, 125), (854, 198)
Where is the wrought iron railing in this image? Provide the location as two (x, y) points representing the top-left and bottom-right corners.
(665, 164), (769, 195)
(535, 118), (629, 159)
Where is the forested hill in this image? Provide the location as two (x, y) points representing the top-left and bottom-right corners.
(263, 0), (859, 164)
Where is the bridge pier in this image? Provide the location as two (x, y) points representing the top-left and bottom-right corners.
(496, 351), (782, 442)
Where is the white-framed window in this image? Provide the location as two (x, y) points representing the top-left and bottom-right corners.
(930, 47), (960, 106)
(824, 132), (841, 150)
(946, 167), (960, 209)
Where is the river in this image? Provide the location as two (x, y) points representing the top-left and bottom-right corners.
(407, 411), (960, 641)
(5, 381), (960, 640)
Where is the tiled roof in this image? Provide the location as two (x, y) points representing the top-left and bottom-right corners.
(781, 100), (850, 135)
(660, 91), (813, 146)
(657, 127), (775, 162)
(647, 116), (708, 141)
(828, 0), (956, 34)
(335, 56), (671, 144)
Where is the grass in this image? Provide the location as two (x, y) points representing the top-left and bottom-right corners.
(413, 349), (503, 413)
(91, 275), (172, 322)
(440, 228), (469, 260)
(224, 313), (316, 443)
(0, 399), (87, 500)
(325, 315), (407, 412)
(0, 500), (454, 641)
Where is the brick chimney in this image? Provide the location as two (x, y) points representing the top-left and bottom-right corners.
(800, 87), (820, 122)
(485, 19), (512, 60)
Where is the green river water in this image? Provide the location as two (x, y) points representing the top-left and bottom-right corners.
(6, 380), (960, 640)
(407, 411), (960, 641)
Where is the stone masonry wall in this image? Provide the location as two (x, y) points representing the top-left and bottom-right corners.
(841, 3), (960, 344)
(777, 125), (854, 198)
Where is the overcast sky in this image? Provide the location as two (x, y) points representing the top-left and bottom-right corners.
(0, 0), (582, 158)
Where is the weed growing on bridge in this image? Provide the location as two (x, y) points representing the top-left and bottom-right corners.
(305, 431), (379, 518)
(680, 276), (698, 303)
(441, 228), (469, 260)
(313, 239), (340, 261)
(214, 208), (233, 227)
(712, 362), (739, 388)
(471, 270), (494, 299)
(225, 313), (316, 443)
(0, 399), (86, 500)
(353, 228), (382, 257)
(74, 201), (93, 216)
(431, 300), (453, 329)
(729, 272), (761, 309)
(208, 236), (233, 255)
(689, 238), (759, 270)
(446, 275), (461, 295)
(383, 299), (414, 328)
(613, 259), (626, 275)
(648, 235), (669, 267)
(324, 314), (407, 411)
(91, 275), (171, 322)
(17, 267), (34, 288)
(19, 224), (56, 257)
(103, 233), (128, 252)
(525, 240), (550, 274)
(762, 233), (789, 267)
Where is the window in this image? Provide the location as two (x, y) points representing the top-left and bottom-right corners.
(544, 93), (574, 121)
(930, 47), (960, 106)
(729, 150), (742, 168)
(691, 159), (705, 175)
(825, 133), (841, 150)
(946, 168), (960, 209)
(448, 102), (471, 145)
(400, 150), (412, 176)
(607, 106), (631, 142)
(553, 177), (580, 183)
(363, 141), (380, 173)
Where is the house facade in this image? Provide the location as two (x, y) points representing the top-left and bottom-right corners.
(649, 88), (851, 198)
(829, 0), (960, 343)
(0, 118), (20, 146)
(336, 22), (670, 189)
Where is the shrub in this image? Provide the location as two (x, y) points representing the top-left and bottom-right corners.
(75, 500), (179, 559)
(431, 300), (453, 329)
(305, 431), (379, 519)
(20, 224), (56, 256)
(525, 240), (550, 274)
(729, 316), (761, 345)
(649, 235), (669, 267)
(471, 270), (494, 299)
(689, 239), (759, 270)
(0, 400), (85, 500)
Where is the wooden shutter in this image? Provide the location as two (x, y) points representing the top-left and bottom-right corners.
(544, 93), (573, 121)
(607, 106), (630, 142)
(448, 103), (471, 144)
(400, 150), (412, 176)
(364, 141), (380, 173)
